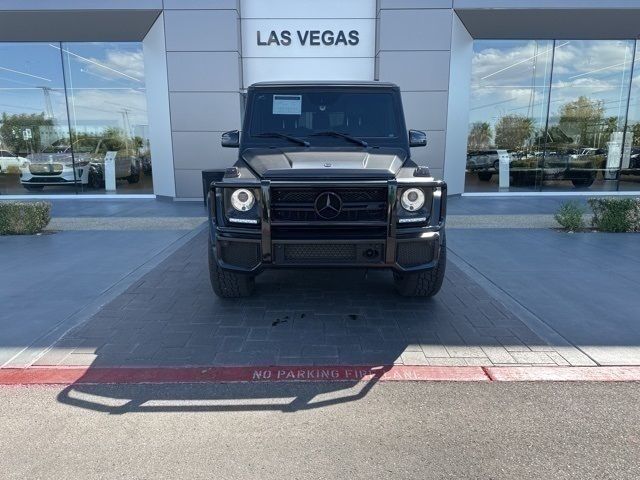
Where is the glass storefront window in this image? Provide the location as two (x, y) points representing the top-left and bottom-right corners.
(544, 40), (634, 191)
(466, 39), (638, 193)
(621, 47), (640, 191)
(61, 42), (151, 194)
(466, 40), (553, 192)
(0, 43), (70, 195)
(0, 42), (151, 195)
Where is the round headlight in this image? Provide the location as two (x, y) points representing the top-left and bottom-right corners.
(230, 188), (255, 211)
(400, 188), (425, 211)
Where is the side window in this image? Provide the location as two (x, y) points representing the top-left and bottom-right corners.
(95, 141), (108, 155)
(73, 140), (94, 154)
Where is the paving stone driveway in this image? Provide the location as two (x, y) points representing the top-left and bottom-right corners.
(36, 231), (587, 367)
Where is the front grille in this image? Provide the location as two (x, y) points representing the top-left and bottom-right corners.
(275, 243), (384, 265)
(270, 186), (387, 224)
(285, 244), (356, 262)
(25, 177), (70, 183)
(29, 164), (64, 175)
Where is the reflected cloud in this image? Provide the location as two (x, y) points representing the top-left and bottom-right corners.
(83, 49), (145, 83)
(470, 40), (635, 126)
(472, 40), (553, 86)
(49, 43), (144, 84)
(67, 88), (148, 127)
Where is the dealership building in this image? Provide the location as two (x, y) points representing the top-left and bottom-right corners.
(1, 0), (640, 199)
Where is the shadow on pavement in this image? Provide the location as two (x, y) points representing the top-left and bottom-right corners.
(56, 377), (381, 414)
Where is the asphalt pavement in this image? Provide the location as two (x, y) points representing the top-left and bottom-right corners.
(1, 381), (639, 479)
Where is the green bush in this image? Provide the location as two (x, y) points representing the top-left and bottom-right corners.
(4, 165), (21, 175)
(0, 201), (51, 235)
(588, 198), (640, 233)
(554, 201), (586, 231)
(629, 200), (640, 232)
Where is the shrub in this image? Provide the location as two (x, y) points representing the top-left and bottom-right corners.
(4, 165), (21, 175)
(554, 201), (586, 231)
(629, 200), (640, 232)
(588, 198), (640, 233)
(0, 201), (51, 235)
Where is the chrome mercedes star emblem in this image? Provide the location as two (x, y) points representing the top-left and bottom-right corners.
(314, 192), (343, 219)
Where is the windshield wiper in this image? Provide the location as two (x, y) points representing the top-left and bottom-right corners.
(310, 131), (369, 147)
(254, 132), (310, 147)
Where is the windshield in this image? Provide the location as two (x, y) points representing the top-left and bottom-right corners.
(248, 90), (402, 141)
(42, 144), (70, 154)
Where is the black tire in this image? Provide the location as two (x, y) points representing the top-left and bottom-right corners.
(88, 171), (102, 189)
(393, 236), (447, 297)
(208, 236), (255, 298)
(511, 171), (537, 187)
(24, 185), (44, 191)
(127, 169), (141, 184)
(493, 160), (499, 170)
(571, 177), (595, 188)
(477, 171), (493, 181)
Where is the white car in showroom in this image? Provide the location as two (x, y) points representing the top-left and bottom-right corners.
(0, 149), (30, 174)
(20, 138), (141, 191)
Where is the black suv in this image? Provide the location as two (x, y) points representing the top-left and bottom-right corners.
(206, 81), (447, 298)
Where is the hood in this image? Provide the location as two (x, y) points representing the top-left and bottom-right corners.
(27, 152), (73, 164)
(26, 152), (92, 165)
(241, 147), (407, 179)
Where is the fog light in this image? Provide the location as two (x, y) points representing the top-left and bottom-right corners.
(229, 217), (258, 224)
(398, 217), (427, 224)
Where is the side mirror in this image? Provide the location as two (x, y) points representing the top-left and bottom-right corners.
(409, 129), (427, 148)
(221, 130), (240, 148)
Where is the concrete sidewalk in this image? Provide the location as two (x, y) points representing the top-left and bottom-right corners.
(32, 195), (633, 232)
(0, 228), (205, 367)
(447, 195), (592, 215)
(45, 198), (207, 231)
(39, 195), (633, 231)
(448, 228), (640, 365)
(48, 198), (205, 218)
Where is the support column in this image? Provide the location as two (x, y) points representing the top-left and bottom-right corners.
(143, 13), (176, 198)
(443, 13), (473, 195)
(376, 0), (454, 184)
(163, 0), (242, 199)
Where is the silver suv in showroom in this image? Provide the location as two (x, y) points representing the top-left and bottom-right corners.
(20, 138), (141, 191)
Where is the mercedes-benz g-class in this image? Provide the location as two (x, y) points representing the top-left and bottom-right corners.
(206, 81), (447, 298)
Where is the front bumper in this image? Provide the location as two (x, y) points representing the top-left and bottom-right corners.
(20, 165), (90, 185)
(209, 179), (447, 274)
(466, 160), (494, 172)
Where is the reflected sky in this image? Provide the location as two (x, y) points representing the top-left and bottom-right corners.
(470, 40), (635, 130)
(0, 42), (148, 146)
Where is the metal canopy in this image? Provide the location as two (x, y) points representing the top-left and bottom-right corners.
(456, 8), (640, 39)
(0, 10), (161, 42)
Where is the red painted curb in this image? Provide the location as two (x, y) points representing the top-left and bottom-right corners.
(486, 366), (640, 382)
(0, 365), (488, 385)
(2, 365), (640, 386)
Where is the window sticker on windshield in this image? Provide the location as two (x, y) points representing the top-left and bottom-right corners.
(272, 95), (302, 115)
